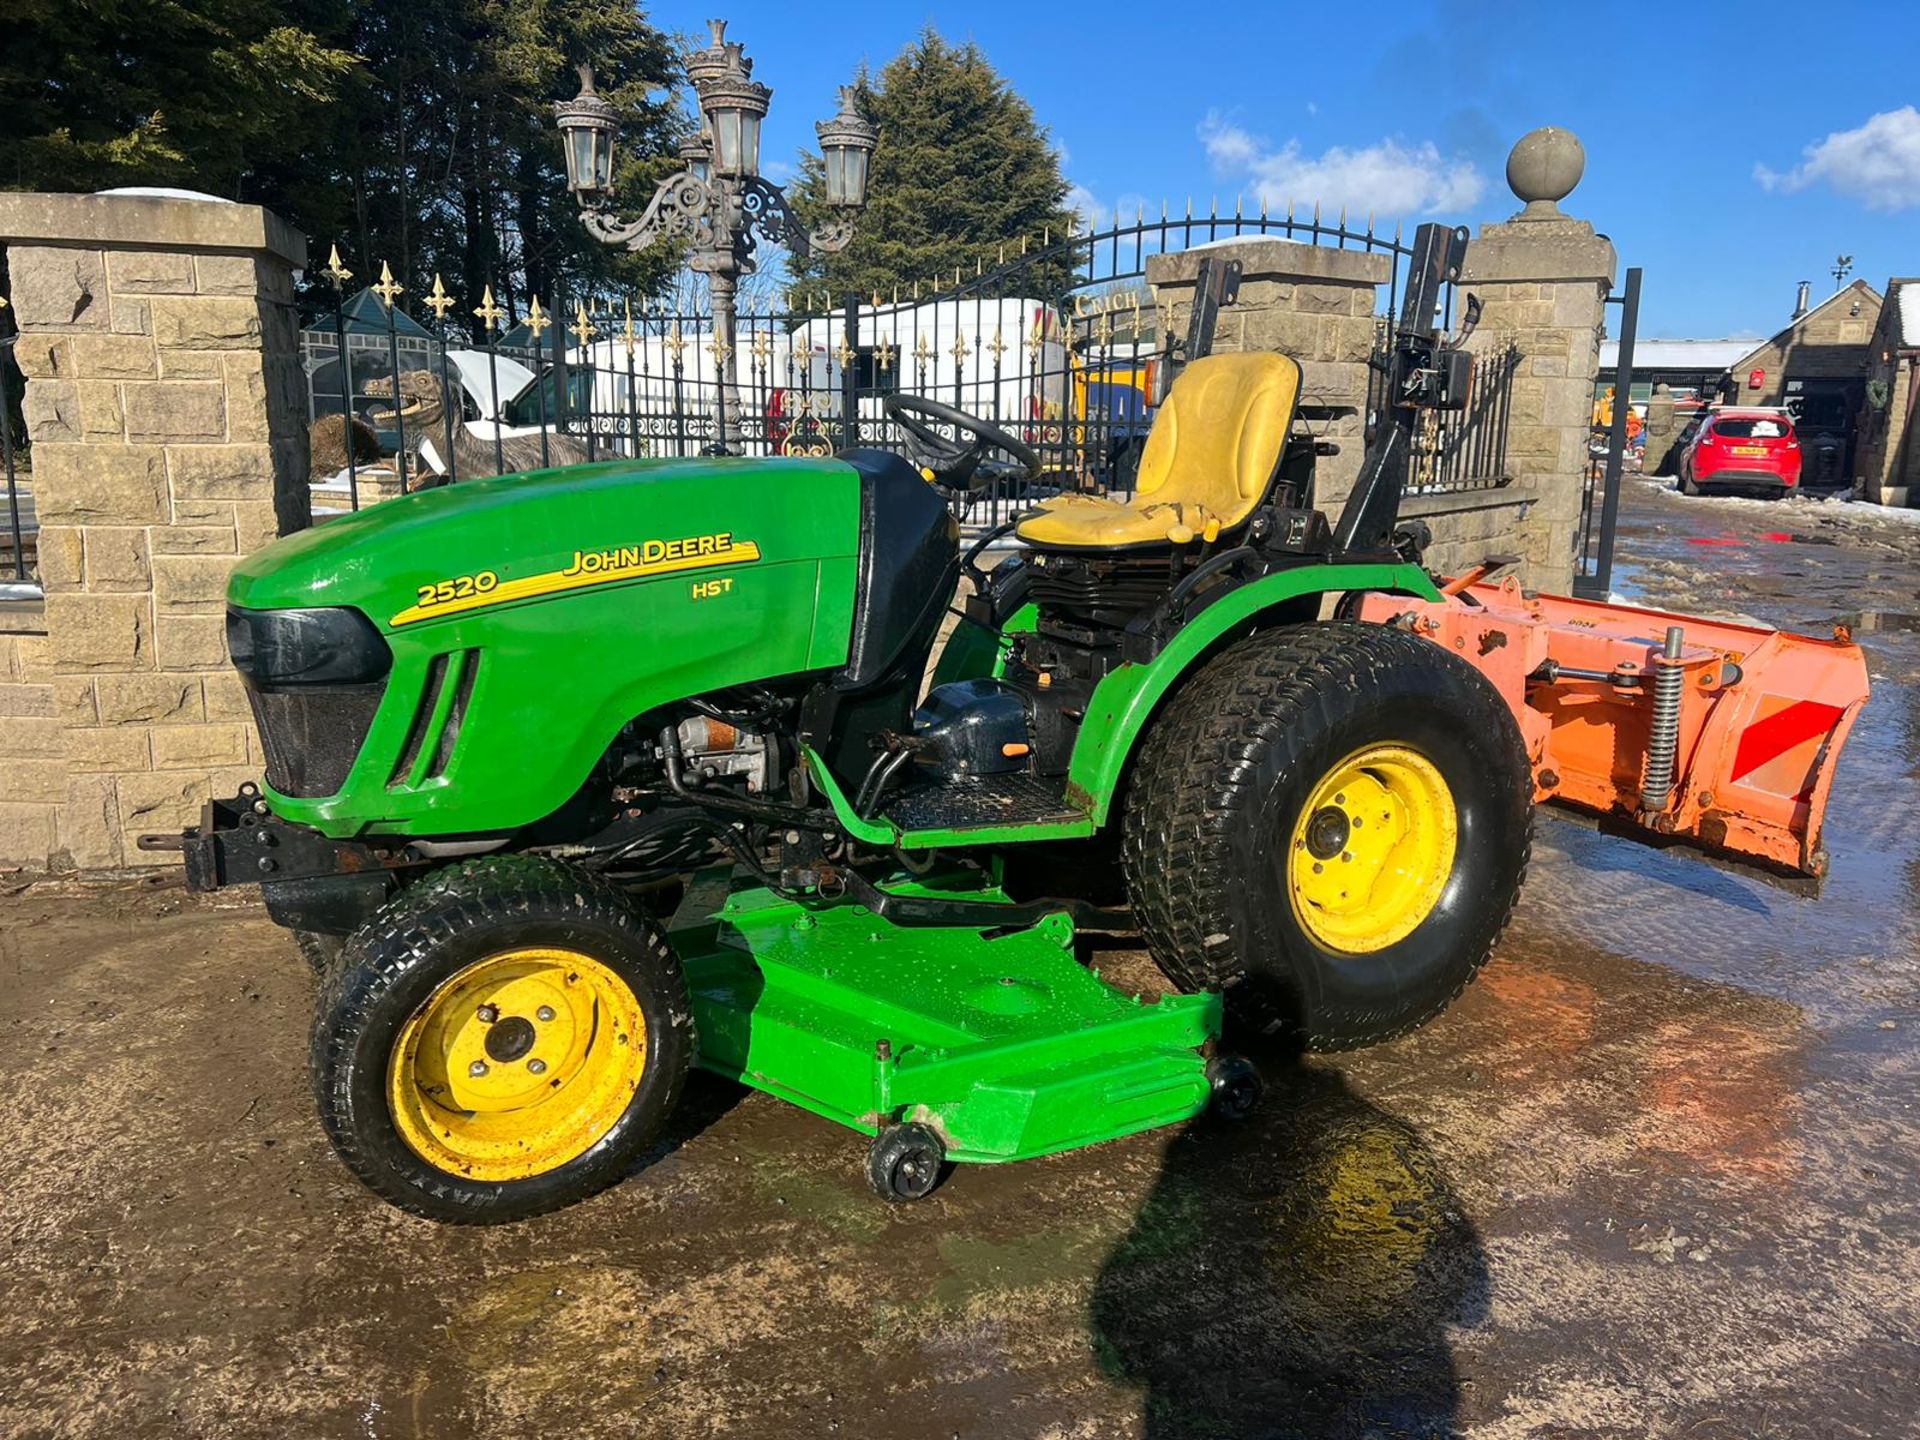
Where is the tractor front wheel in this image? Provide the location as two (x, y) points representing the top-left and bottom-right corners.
(310, 854), (693, 1223)
(1124, 623), (1531, 1050)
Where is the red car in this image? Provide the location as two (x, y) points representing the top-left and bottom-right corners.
(1677, 408), (1802, 496)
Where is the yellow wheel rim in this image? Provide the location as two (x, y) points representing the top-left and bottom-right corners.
(1287, 744), (1458, 954)
(386, 948), (648, 1182)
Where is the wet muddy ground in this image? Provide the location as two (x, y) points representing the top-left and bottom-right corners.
(4, 480), (1918, 1439)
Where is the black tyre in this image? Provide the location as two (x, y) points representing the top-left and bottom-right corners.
(294, 930), (343, 977)
(1205, 1055), (1263, 1120)
(867, 1123), (947, 1201)
(1123, 623), (1531, 1050)
(310, 854), (693, 1224)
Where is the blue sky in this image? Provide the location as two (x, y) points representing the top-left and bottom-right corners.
(654, 0), (1919, 339)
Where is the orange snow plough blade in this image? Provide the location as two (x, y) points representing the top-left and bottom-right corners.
(1357, 573), (1870, 888)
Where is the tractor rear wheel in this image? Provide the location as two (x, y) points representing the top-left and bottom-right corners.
(1123, 623), (1531, 1050)
(310, 854), (693, 1223)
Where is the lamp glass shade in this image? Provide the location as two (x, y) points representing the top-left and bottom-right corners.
(565, 124), (613, 194)
(823, 143), (869, 207)
(708, 105), (762, 178)
(595, 128), (614, 191)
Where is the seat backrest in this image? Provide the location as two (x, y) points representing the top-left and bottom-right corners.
(1134, 352), (1301, 529)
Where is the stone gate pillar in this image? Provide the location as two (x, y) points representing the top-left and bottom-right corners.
(1147, 239), (1388, 512)
(1459, 129), (1617, 595)
(0, 193), (308, 870)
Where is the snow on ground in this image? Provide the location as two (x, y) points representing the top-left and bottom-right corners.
(1635, 476), (1920, 530)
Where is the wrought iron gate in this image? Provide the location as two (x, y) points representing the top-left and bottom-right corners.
(299, 204), (1522, 537)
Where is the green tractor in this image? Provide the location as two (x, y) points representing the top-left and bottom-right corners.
(148, 227), (1572, 1219)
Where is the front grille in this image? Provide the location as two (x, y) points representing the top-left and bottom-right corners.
(249, 684), (386, 798)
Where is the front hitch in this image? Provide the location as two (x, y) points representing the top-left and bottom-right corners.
(139, 783), (427, 931)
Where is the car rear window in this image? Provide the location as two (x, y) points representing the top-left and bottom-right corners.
(1712, 417), (1791, 439)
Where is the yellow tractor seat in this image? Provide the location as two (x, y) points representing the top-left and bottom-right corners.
(1015, 351), (1302, 549)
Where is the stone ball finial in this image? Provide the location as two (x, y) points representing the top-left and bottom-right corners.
(1506, 127), (1585, 220)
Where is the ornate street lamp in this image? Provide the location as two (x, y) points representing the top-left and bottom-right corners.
(554, 19), (878, 452)
(553, 65), (618, 200)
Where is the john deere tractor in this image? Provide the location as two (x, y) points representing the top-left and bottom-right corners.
(150, 226), (1867, 1221)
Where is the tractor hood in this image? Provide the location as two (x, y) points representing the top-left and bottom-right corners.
(231, 455), (860, 632)
(228, 456), (863, 837)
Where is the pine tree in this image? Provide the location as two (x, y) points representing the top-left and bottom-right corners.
(0, 0), (358, 195)
(0, 0), (686, 314)
(785, 29), (1073, 307)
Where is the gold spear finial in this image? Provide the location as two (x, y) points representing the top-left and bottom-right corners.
(622, 298), (639, 360)
(371, 260), (405, 309)
(571, 301), (598, 347)
(950, 332), (970, 365)
(874, 333), (896, 370)
(664, 322), (687, 362)
(525, 295), (551, 341)
(423, 274), (456, 321)
(986, 327), (1008, 364)
(472, 285), (505, 332)
(322, 245), (354, 288)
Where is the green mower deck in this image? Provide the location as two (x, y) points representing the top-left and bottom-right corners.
(668, 872), (1221, 1163)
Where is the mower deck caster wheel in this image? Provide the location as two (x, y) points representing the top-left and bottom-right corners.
(867, 1123), (946, 1202)
(1206, 1055), (1264, 1121)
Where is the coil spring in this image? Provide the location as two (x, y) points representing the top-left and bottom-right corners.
(1641, 626), (1686, 811)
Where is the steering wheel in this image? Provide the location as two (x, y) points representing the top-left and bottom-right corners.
(882, 394), (1042, 492)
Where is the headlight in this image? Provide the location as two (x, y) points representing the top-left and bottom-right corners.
(227, 606), (392, 687)
(227, 607), (392, 798)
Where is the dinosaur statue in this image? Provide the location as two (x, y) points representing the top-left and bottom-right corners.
(364, 369), (590, 482)
(309, 411), (382, 477)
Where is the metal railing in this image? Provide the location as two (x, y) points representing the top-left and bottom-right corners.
(0, 282), (33, 595)
(1408, 341), (1521, 494)
(301, 205), (1516, 530)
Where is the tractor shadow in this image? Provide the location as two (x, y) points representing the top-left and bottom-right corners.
(1090, 1047), (1489, 1439)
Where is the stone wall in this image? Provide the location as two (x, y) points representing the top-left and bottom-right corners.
(0, 193), (308, 871)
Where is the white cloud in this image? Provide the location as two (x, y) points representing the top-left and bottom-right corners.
(1198, 112), (1483, 217)
(1755, 106), (1920, 211)
(1065, 182), (1105, 228)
